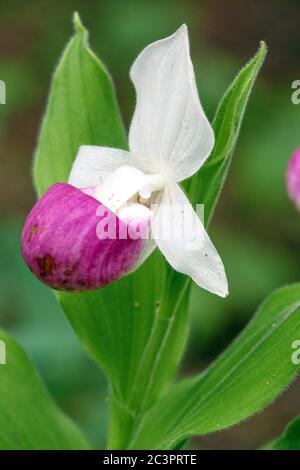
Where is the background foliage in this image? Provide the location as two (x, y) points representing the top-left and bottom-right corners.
(0, 0), (300, 449)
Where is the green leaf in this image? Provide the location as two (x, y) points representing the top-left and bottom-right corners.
(0, 330), (89, 450)
(125, 42), (268, 446)
(129, 284), (300, 449)
(127, 42), (268, 433)
(34, 12), (127, 196)
(33, 14), (190, 448)
(156, 43), (268, 415)
(187, 41), (267, 225)
(268, 415), (300, 450)
(59, 253), (190, 448)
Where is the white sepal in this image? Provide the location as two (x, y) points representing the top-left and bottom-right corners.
(129, 24), (214, 182)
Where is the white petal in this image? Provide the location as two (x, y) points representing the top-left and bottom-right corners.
(68, 145), (134, 188)
(129, 25), (214, 182)
(152, 181), (228, 297)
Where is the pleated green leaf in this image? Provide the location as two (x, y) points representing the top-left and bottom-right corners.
(129, 284), (300, 449)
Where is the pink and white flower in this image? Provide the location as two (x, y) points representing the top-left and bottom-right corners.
(22, 25), (228, 297)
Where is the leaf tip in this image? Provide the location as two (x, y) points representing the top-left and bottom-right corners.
(73, 11), (85, 34)
(258, 40), (268, 59)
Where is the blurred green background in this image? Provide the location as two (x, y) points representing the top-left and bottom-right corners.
(0, 0), (300, 449)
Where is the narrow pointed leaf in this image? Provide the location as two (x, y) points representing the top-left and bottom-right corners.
(187, 41), (267, 225)
(165, 42), (267, 355)
(144, 43), (268, 421)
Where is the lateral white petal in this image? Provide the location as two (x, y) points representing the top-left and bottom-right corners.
(68, 145), (134, 188)
(129, 25), (214, 182)
(152, 181), (228, 297)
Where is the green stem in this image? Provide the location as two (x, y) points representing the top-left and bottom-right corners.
(107, 393), (135, 450)
(127, 271), (190, 414)
(108, 270), (190, 449)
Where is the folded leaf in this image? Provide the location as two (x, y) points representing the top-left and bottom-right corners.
(0, 330), (89, 450)
(129, 284), (300, 449)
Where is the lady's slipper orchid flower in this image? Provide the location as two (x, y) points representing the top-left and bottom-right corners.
(286, 147), (300, 210)
(22, 25), (228, 297)
(68, 25), (228, 297)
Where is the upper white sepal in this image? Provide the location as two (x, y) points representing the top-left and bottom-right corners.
(129, 24), (214, 182)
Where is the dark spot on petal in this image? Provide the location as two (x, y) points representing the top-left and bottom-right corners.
(63, 262), (79, 277)
(64, 268), (74, 277)
(27, 225), (45, 242)
(37, 255), (56, 277)
(27, 225), (38, 242)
